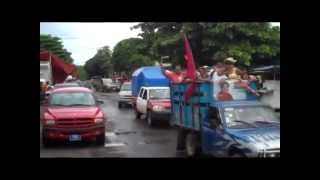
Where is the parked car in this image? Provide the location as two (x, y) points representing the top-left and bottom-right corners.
(118, 82), (133, 108)
(41, 86), (106, 147)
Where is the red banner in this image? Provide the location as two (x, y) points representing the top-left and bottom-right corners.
(40, 51), (76, 83)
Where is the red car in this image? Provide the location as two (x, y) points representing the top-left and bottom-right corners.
(41, 87), (106, 147)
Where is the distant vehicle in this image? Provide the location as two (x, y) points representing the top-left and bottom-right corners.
(131, 66), (171, 127)
(82, 81), (96, 92)
(102, 78), (120, 92)
(90, 76), (103, 92)
(250, 65), (280, 111)
(40, 60), (53, 85)
(41, 87), (106, 147)
(118, 82), (133, 108)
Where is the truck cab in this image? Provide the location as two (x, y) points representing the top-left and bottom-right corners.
(136, 86), (171, 127)
(170, 81), (280, 157)
(202, 101), (280, 157)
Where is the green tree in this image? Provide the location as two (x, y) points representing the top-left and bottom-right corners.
(132, 22), (280, 67)
(111, 38), (154, 74)
(40, 34), (74, 64)
(75, 65), (88, 80)
(84, 46), (112, 78)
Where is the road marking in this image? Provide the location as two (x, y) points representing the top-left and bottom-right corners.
(104, 143), (126, 147)
(105, 132), (116, 137)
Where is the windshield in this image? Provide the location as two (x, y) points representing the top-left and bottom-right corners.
(50, 92), (96, 106)
(223, 106), (279, 128)
(149, 89), (170, 99)
(121, 84), (131, 91)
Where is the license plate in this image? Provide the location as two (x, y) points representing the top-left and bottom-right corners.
(69, 134), (81, 141)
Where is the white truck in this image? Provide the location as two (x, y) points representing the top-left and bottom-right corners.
(136, 86), (171, 127)
(40, 60), (53, 85)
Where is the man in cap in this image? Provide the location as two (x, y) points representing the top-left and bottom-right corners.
(224, 57), (241, 80)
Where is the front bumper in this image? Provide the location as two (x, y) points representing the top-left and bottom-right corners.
(150, 111), (171, 121)
(119, 97), (133, 104)
(42, 125), (105, 141)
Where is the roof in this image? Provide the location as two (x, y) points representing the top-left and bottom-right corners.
(141, 86), (170, 90)
(132, 66), (166, 79)
(52, 87), (92, 93)
(211, 100), (263, 108)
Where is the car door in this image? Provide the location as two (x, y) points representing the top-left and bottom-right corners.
(137, 88), (145, 113)
(140, 89), (148, 114)
(202, 106), (229, 157)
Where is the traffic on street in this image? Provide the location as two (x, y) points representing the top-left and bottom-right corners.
(40, 22), (280, 158)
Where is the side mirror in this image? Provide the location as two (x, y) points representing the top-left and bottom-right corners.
(42, 99), (49, 106)
(97, 100), (104, 105)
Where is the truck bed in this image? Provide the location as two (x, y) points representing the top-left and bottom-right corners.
(170, 81), (258, 130)
(170, 82), (212, 131)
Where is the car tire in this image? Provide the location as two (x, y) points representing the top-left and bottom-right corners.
(176, 128), (186, 151)
(147, 111), (154, 127)
(185, 131), (201, 157)
(42, 130), (54, 148)
(96, 134), (105, 146)
(135, 110), (141, 119)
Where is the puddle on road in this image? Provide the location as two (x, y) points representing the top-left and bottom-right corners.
(115, 130), (137, 135)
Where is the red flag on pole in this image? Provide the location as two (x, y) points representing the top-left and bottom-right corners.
(182, 32), (196, 101)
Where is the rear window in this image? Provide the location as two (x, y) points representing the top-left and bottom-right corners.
(50, 92), (96, 106)
(121, 83), (131, 91)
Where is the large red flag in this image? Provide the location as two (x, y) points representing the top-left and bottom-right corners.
(182, 32), (196, 101)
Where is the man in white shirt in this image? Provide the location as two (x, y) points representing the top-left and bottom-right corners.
(211, 63), (228, 99)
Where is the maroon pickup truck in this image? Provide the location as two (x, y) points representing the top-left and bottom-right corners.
(41, 86), (106, 147)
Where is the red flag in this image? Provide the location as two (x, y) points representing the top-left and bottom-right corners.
(182, 33), (196, 80)
(182, 32), (196, 101)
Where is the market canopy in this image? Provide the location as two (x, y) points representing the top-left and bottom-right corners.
(40, 51), (76, 83)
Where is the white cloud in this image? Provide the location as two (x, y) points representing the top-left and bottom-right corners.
(40, 22), (141, 65)
(271, 22), (280, 27)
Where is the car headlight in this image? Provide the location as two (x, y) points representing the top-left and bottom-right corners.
(152, 106), (164, 112)
(45, 119), (55, 126)
(94, 118), (104, 124)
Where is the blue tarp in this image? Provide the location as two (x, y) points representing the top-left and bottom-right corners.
(131, 66), (169, 97)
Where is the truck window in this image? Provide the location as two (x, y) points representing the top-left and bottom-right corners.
(208, 107), (221, 128)
(142, 90), (148, 100)
(139, 88), (144, 98)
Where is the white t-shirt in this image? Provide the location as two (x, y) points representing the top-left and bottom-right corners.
(211, 72), (227, 99)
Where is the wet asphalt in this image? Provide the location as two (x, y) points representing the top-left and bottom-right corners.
(40, 92), (179, 158)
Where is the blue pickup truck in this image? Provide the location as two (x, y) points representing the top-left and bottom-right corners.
(170, 80), (280, 157)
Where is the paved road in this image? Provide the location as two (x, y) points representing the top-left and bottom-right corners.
(40, 92), (179, 158)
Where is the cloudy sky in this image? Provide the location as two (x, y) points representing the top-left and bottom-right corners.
(40, 22), (280, 66)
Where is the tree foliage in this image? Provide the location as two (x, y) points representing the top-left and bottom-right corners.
(111, 38), (154, 73)
(132, 22), (280, 67)
(75, 65), (88, 80)
(84, 46), (112, 78)
(40, 34), (74, 64)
